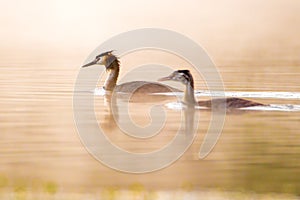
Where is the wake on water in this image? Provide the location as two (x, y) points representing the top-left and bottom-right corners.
(94, 88), (300, 112)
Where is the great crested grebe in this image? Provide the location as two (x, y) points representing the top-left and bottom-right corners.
(158, 70), (266, 109)
(82, 51), (180, 93)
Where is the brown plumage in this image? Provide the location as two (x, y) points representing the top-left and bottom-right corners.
(82, 51), (180, 93)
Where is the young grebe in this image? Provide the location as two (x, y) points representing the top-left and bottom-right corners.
(158, 70), (266, 109)
(82, 51), (180, 93)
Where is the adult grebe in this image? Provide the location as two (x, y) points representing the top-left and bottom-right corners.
(158, 70), (266, 109)
(82, 51), (180, 93)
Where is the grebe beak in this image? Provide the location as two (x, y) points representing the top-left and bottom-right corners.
(158, 74), (173, 82)
(81, 59), (97, 68)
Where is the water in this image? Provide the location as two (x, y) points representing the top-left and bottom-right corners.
(0, 61), (300, 199)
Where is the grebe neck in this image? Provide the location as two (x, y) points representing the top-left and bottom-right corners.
(183, 82), (197, 106)
(103, 60), (120, 91)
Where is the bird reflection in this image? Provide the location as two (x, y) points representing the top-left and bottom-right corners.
(101, 90), (198, 140)
(101, 92), (119, 131)
(183, 106), (198, 138)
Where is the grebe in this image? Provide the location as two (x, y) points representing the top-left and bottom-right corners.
(158, 70), (266, 109)
(82, 51), (180, 93)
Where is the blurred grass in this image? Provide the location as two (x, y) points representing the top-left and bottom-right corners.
(0, 176), (298, 200)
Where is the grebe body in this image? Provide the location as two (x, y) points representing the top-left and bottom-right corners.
(82, 51), (180, 93)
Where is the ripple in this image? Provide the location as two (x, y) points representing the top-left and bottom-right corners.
(152, 90), (300, 100)
(195, 90), (300, 100)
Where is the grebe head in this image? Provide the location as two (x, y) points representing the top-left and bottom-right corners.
(81, 50), (119, 69)
(158, 70), (194, 88)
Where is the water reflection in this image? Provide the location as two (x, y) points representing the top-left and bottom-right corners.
(96, 91), (199, 172)
(1, 64), (300, 198)
(101, 92), (119, 131)
(102, 91), (199, 137)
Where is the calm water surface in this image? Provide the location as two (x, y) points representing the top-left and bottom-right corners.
(0, 58), (299, 199)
